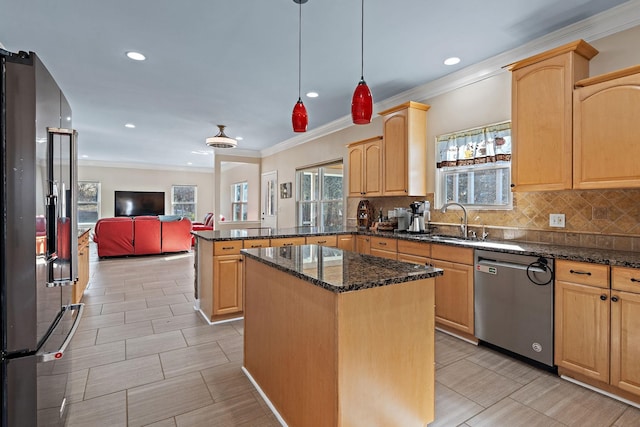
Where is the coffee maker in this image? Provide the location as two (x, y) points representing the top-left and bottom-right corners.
(408, 202), (425, 233)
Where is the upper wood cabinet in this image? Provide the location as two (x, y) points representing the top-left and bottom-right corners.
(347, 136), (383, 197)
(573, 65), (640, 189)
(378, 102), (430, 196)
(508, 39), (597, 192)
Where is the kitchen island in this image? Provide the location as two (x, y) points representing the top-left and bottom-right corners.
(241, 244), (443, 427)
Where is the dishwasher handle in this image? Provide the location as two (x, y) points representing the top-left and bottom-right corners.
(476, 257), (554, 286)
(476, 258), (546, 274)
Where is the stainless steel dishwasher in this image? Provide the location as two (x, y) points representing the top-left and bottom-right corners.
(474, 249), (555, 367)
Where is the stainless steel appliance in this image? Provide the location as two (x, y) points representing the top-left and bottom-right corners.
(474, 249), (554, 367)
(408, 201), (425, 233)
(1, 49), (83, 426)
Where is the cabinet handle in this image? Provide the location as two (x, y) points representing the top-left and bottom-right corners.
(239, 258), (243, 262)
(222, 246), (235, 250)
(250, 244), (262, 248)
(317, 240), (326, 244)
(611, 295), (619, 302)
(379, 242), (387, 246)
(631, 278), (640, 283)
(600, 294), (608, 301)
(570, 269), (592, 276)
(510, 183), (515, 188)
(284, 243), (293, 246)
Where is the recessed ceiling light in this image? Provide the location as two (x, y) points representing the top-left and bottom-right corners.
(66, 116), (71, 121)
(187, 162), (193, 165)
(190, 150), (211, 156)
(444, 57), (461, 66)
(306, 91), (319, 98)
(125, 123), (136, 128)
(126, 51), (146, 61)
(235, 136), (243, 141)
(81, 155), (89, 158)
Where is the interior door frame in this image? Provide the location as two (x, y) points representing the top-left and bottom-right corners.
(261, 170), (278, 229)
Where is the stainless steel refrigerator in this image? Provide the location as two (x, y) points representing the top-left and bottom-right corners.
(1, 49), (84, 426)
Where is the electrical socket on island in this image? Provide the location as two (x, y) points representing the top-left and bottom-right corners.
(549, 213), (565, 228)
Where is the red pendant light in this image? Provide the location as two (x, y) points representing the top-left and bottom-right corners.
(292, 0), (308, 132)
(352, 0), (372, 124)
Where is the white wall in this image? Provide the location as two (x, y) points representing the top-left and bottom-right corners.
(218, 162), (260, 221)
(78, 165), (214, 221)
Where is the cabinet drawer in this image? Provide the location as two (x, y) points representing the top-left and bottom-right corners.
(243, 239), (270, 249)
(397, 253), (429, 265)
(431, 244), (473, 265)
(612, 266), (640, 293)
(306, 235), (337, 247)
(556, 260), (609, 288)
(370, 248), (397, 260)
(397, 239), (430, 258)
(370, 236), (397, 252)
(270, 237), (306, 247)
(213, 240), (242, 255)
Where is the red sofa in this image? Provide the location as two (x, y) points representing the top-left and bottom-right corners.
(191, 212), (214, 245)
(94, 216), (192, 258)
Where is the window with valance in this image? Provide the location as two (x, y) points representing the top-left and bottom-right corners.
(435, 122), (512, 209)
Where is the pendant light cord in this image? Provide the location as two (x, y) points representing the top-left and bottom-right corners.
(298, 1), (302, 100)
(360, 0), (364, 79)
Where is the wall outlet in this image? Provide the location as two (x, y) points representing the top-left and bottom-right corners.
(549, 213), (565, 228)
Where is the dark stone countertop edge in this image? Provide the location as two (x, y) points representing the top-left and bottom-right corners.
(192, 227), (640, 268)
(242, 248), (443, 294)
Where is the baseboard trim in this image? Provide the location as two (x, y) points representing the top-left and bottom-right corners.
(560, 375), (640, 409)
(196, 308), (243, 326)
(242, 366), (288, 426)
(436, 326), (479, 345)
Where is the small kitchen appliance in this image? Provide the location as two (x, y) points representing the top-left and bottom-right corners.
(408, 201), (425, 233)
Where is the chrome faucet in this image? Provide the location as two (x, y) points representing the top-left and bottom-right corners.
(441, 202), (468, 239)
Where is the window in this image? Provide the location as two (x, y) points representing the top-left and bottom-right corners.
(171, 185), (197, 220)
(297, 162), (343, 227)
(231, 182), (248, 221)
(435, 122), (512, 209)
(77, 181), (100, 224)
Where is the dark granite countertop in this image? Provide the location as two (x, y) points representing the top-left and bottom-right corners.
(192, 226), (640, 268)
(242, 244), (443, 293)
(191, 226), (356, 242)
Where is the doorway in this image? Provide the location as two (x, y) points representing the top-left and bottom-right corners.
(261, 171), (277, 230)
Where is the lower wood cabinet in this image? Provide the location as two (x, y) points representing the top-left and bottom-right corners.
(213, 254), (244, 316)
(306, 235), (338, 247)
(336, 234), (355, 251)
(73, 229), (90, 304)
(555, 260), (640, 400)
(430, 244), (474, 339)
(270, 237), (306, 247)
(356, 235), (371, 255)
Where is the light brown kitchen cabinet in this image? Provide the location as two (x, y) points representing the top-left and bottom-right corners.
(269, 237), (306, 247)
(199, 240), (245, 322)
(508, 39), (597, 192)
(306, 235), (338, 247)
(573, 65), (640, 189)
(356, 235), (371, 255)
(554, 260), (610, 383)
(397, 239), (430, 265)
(336, 234), (355, 251)
(610, 267), (640, 397)
(347, 136), (383, 197)
(378, 102), (429, 196)
(73, 229), (90, 304)
(430, 244), (474, 339)
(243, 239), (270, 249)
(369, 236), (397, 260)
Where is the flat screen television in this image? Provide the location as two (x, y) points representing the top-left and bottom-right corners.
(114, 191), (165, 217)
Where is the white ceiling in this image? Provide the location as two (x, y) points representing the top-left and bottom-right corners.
(0, 0), (635, 170)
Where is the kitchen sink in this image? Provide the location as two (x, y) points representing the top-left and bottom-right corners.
(427, 235), (526, 251)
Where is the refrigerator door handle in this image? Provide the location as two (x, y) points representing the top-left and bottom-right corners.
(38, 303), (84, 362)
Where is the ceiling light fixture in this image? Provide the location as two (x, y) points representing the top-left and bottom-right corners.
(125, 123), (136, 128)
(351, 0), (373, 125)
(292, 0), (309, 133)
(306, 91), (319, 98)
(444, 56), (461, 66)
(206, 125), (237, 149)
(126, 51), (146, 61)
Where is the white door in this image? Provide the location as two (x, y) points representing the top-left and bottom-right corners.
(261, 171), (278, 229)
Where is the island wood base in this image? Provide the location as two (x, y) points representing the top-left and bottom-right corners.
(243, 257), (435, 427)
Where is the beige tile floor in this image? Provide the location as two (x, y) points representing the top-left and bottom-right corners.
(59, 242), (640, 426)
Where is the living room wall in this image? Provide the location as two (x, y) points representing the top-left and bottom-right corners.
(78, 164), (214, 221)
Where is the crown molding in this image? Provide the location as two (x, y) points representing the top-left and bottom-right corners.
(262, 0), (640, 158)
(78, 159), (214, 173)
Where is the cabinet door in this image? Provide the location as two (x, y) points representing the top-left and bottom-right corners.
(356, 235), (370, 255)
(382, 113), (408, 195)
(397, 253), (429, 265)
(554, 280), (610, 382)
(270, 237), (306, 247)
(610, 290), (640, 396)
(348, 145), (364, 196)
(306, 235), (337, 247)
(363, 141), (382, 196)
(336, 235), (355, 251)
(431, 259), (474, 335)
(213, 255), (243, 316)
(573, 71), (640, 189)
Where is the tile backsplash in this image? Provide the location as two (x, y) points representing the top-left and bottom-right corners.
(347, 189), (640, 252)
